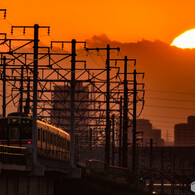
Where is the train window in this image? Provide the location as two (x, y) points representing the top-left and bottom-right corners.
(51, 133), (53, 144)
(43, 131), (45, 142)
(58, 137), (61, 147)
(21, 119), (32, 139)
(60, 137), (62, 147)
(0, 119), (8, 139)
(9, 125), (19, 139)
(53, 134), (55, 145)
(65, 140), (67, 149)
(54, 135), (56, 145)
(38, 129), (41, 141)
(48, 132), (51, 144)
(56, 136), (59, 146)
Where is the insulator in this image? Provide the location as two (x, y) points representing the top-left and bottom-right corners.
(11, 27), (13, 35)
(4, 10), (6, 19)
(62, 43), (64, 50)
(50, 42), (53, 50)
(23, 27), (25, 35)
(48, 27), (50, 35)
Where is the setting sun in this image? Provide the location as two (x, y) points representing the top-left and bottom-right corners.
(171, 29), (195, 49)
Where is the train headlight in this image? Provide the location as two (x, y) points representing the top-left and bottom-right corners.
(10, 118), (19, 124)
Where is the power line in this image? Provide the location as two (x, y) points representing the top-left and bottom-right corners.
(146, 89), (195, 95)
(149, 120), (183, 124)
(142, 114), (184, 120)
(147, 97), (195, 103)
(145, 104), (195, 111)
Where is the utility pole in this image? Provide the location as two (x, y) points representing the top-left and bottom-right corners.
(51, 40), (86, 168)
(131, 68), (144, 174)
(2, 56), (6, 117)
(110, 56), (136, 168)
(123, 56), (128, 167)
(85, 45), (120, 167)
(106, 44), (111, 167)
(132, 69), (137, 174)
(71, 39), (76, 168)
(11, 24), (49, 167)
(19, 65), (24, 113)
(32, 24), (39, 166)
(119, 96), (122, 167)
(112, 114), (115, 166)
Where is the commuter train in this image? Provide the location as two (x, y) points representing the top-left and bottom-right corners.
(0, 112), (70, 161)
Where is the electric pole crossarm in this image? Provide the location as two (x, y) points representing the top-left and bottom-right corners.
(11, 25), (50, 35)
(50, 40), (86, 50)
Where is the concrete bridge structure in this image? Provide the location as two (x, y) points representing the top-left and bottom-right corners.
(0, 145), (80, 195)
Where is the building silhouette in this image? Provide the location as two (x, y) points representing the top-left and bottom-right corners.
(174, 116), (195, 146)
(128, 119), (164, 146)
(50, 83), (90, 147)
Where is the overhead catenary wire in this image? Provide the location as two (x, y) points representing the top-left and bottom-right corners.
(146, 89), (195, 95)
(144, 104), (195, 111)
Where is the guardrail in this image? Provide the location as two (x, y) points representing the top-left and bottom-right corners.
(86, 159), (130, 178)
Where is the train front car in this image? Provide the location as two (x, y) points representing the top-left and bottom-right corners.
(0, 113), (32, 147)
(0, 112), (70, 162)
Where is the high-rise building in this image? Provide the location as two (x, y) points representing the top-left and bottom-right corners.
(128, 119), (164, 146)
(174, 116), (195, 146)
(50, 83), (90, 146)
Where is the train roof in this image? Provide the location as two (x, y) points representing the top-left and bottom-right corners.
(7, 112), (30, 117)
(37, 119), (70, 137)
(1, 113), (70, 137)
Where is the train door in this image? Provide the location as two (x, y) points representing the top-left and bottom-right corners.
(21, 119), (32, 147)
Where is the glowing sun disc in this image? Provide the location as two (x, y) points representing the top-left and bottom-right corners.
(171, 29), (195, 49)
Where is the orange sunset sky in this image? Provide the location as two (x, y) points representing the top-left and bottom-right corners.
(1, 0), (195, 44)
(1, 1), (195, 142)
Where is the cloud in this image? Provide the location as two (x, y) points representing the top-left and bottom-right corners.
(86, 35), (195, 92)
(86, 35), (195, 140)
